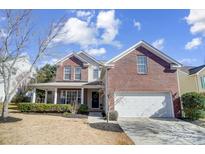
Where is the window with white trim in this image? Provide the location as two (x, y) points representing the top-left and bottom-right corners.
(64, 66), (71, 80)
(75, 67), (81, 80)
(93, 68), (99, 80)
(137, 55), (148, 74)
(60, 90), (81, 104)
(201, 76), (205, 89)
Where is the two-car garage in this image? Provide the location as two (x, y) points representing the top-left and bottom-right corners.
(115, 92), (174, 118)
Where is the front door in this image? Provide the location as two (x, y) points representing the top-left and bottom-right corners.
(92, 91), (99, 108)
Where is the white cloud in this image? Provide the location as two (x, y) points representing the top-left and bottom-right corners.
(76, 10), (92, 18)
(133, 20), (141, 31)
(185, 10), (205, 35)
(152, 38), (165, 50)
(185, 37), (202, 50)
(96, 10), (121, 45)
(53, 17), (97, 48)
(86, 48), (106, 56)
(76, 10), (94, 23)
(179, 58), (197, 65)
(52, 10), (121, 55)
(0, 29), (7, 38)
(39, 58), (58, 68)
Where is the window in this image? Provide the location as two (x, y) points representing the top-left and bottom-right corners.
(93, 68), (99, 80)
(75, 67), (81, 80)
(60, 90), (81, 104)
(64, 66), (71, 80)
(137, 55), (148, 74)
(201, 76), (205, 89)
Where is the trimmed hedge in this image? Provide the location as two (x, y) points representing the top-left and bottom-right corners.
(77, 104), (89, 115)
(18, 103), (72, 113)
(181, 92), (205, 120)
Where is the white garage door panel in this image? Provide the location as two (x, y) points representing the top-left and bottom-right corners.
(115, 92), (174, 118)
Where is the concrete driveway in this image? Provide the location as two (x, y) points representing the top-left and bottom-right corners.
(118, 118), (205, 145)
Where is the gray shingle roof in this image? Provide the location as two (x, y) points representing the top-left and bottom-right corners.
(180, 65), (205, 75)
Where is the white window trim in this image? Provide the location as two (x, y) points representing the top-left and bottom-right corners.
(137, 55), (148, 74)
(201, 76), (205, 89)
(93, 68), (99, 80)
(74, 66), (81, 80)
(60, 90), (81, 104)
(64, 66), (71, 80)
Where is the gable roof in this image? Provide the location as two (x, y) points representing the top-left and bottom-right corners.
(179, 66), (194, 74)
(55, 51), (103, 66)
(77, 51), (103, 66)
(179, 65), (205, 75)
(105, 40), (182, 67)
(55, 52), (88, 65)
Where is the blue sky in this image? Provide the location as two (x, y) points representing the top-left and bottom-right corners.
(3, 9), (205, 67)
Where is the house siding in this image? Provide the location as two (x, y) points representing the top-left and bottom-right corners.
(55, 56), (88, 81)
(107, 46), (181, 118)
(178, 70), (198, 95)
(197, 69), (205, 93)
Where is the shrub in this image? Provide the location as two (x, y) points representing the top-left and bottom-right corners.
(12, 93), (30, 103)
(77, 104), (88, 114)
(181, 92), (205, 120)
(108, 111), (118, 121)
(18, 103), (72, 113)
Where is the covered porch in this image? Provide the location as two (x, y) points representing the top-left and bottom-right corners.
(30, 81), (105, 111)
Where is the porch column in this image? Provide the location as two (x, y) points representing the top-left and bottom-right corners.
(81, 88), (84, 104)
(44, 90), (48, 104)
(32, 88), (36, 103)
(54, 88), (57, 104)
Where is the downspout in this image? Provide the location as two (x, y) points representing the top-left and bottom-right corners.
(195, 74), (200, 92)
(176, 69), (183, 117)
(105, 67), (109, 123)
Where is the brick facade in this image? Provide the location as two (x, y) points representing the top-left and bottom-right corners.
(107, 46), (181, 117)
(55, 56), (88, 81)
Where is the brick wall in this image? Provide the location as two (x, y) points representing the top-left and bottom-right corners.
(55, 56), (88, 81)
(107, 46), (181, 117)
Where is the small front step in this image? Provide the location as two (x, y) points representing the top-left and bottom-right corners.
(88, 112), (105, 123)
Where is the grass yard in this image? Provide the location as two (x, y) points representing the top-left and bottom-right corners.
(0, 104), (134, 145)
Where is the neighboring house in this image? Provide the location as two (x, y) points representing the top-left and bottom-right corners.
(30, 40), (182, 118)
(0, 56), (34, 102)
(178, 65), (205, 95)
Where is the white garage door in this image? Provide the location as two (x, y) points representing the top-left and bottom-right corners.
(115, 92), (174, 118)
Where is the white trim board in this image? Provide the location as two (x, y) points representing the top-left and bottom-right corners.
(55, 52), (88, 65)
(105, 40), (182, 67)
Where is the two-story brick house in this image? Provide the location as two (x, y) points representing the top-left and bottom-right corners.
(31, 40), (182, 118)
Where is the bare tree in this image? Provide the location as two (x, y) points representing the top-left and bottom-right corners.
(0, 10), (65, 120)
(100, 67), (131, 123)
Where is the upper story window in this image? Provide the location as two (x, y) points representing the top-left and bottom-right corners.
(93, 68), (99, 80)
(75, 67), (81, 80)
(201, 76), (205, 89)
(137, 55), (148, 74)
(64, 66), (71, 80)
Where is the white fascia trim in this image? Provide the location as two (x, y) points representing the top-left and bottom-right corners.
(55, 52), (89, 65)
(141, 43), (182, 67)
(105, 41), (142, 64)
(55, 52), (73, 65)
(77, 51), (104, 66)
(105, 40), (182, 67)
(195, 67), (205, 75)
